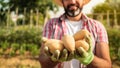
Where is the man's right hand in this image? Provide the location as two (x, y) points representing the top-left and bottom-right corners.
(39, 44), (59, 68)
(44, 46), (70, 62)
(39, 53), (59, 68)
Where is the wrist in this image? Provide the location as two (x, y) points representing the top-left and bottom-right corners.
(75, 52), (94, 65)
(40, 57), (59, 68)
(39, 54), (59, 68)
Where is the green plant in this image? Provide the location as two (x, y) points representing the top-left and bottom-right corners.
(118, 47), (120, 60)
(107, 28), (120, 60)
(0, 26), (42, 56)
(0, 41), (10, 51)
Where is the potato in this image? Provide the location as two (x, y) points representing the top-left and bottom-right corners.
(62, 35), (75, 52)
(75, 40), (89, 51)
(42, 37), (64, 54)
(42, 37), (48, 43)
(73, 29), (90, 41)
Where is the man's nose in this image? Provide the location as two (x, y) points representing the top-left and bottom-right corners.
(70, 0), (76, 4)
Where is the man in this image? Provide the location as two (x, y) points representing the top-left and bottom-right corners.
(39, 0), (111, 68)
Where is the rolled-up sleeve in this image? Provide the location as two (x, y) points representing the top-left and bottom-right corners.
(96, 22), (108, 44)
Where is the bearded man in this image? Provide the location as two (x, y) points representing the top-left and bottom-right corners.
(39, 0), (112, 68)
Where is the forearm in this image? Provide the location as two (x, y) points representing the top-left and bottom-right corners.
(87, 55), (111, 68)
(39, 53), (59, 68)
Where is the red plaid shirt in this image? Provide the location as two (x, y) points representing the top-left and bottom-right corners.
(42, 13), (108, 68)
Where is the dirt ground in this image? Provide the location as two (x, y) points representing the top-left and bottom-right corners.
(112, 60), (120, 68)
(0, 56), (41, 68)
(0, 56), (120, 68)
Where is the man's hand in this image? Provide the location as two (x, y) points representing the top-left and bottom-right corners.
(75, 35), (94, 65)
(44, 46), (70, 62)
(39, 44), (59, 68)
(44, 45), (76, 62)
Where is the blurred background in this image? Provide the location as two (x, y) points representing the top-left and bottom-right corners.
(0, 0), (120, 68)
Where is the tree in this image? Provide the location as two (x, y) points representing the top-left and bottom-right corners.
(0, 0), (10, 26)
(92, 3), (112, 13)
(93, 0), (120, 13)
(105, 0), (120, 11)
(8, 0), (58, 17)
(92, 0), (120, 26)
(0, 0), (9, 10)
(0, 0), (59, 26)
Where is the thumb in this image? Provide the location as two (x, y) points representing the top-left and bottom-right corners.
(51, 50), (60, 62)
(44, 46), (52, 56)
(77, 47), (88, 58)
(59, 49), (68, 62)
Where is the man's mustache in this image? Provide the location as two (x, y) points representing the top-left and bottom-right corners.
(67, 4), (79, 9)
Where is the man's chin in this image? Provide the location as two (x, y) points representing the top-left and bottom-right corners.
(66, 12), (80, 17)
(66, 8), (81, 17)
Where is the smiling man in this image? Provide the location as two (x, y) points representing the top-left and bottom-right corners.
(39, 0), (112, 68)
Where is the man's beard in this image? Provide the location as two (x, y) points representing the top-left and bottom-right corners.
(64, 4), (82, 17)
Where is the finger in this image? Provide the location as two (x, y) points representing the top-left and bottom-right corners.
(77, 47), (88, 58)
(51, 50), (60, 62)
(85, 34), (91, 44)
(85, 35), (92, 52)
(59, 49), (68, 61)
(67, 51), (74, 61)
(88, 36), (92, 52)
(44, 46), (52, 56)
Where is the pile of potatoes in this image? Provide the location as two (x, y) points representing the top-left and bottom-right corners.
(42, 29), (91, 58)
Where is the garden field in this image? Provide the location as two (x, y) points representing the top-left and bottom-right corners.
(0, 26), (120, 68)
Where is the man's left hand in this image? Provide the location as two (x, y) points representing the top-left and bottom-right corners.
(75, 35), (94, 65)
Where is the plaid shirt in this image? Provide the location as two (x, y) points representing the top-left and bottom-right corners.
(42, 13), (108, 68)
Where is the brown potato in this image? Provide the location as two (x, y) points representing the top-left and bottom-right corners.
(62, 35), (75, 52)
(42, 37), (64, 54)
(73, 29), (90, 41)
(75, 40), (89, 51)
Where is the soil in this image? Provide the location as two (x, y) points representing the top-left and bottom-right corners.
(0, 56), (41, 68)
(112, 60), (120, 68)
(0, 56), (120, 68)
